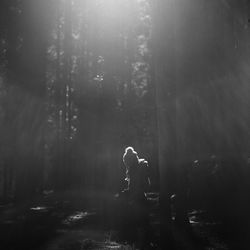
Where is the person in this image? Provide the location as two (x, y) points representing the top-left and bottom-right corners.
(114, 147), (154, 246)
(120, 146), (151, 232)
(122, 146), (151, 205)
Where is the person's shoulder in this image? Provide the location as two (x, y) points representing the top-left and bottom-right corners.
(139, 158), (149, 168)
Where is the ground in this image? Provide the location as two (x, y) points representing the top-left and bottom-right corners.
(0, 190), (229, 250)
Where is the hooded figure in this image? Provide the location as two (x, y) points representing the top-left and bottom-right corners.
(123, 146), (150, 203)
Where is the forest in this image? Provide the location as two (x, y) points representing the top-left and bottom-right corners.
(0, 0), (250, 249)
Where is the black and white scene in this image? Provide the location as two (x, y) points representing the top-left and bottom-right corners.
(0, 0), (250, 249)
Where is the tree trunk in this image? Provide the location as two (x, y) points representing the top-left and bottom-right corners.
(14, 0), (49, 200)
(152, 0), (178, 246)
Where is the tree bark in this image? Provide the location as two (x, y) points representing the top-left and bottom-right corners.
(152, 0), (178, 246)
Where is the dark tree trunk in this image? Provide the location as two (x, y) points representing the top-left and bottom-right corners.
(14, 0), (50, 200)
(152, 0), (178, 247)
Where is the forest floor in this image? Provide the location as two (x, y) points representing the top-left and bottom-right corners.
(0, 190), (231, 250)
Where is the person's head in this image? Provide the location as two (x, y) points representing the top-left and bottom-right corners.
(123, 146), (139, 170)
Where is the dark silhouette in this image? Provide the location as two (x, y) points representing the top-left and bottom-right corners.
(116, 146), (152, 246)
(122, 146), (151, 202)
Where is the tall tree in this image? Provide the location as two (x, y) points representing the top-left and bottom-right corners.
(14, 0), (51, 200)
(152, 0), (177, 246)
